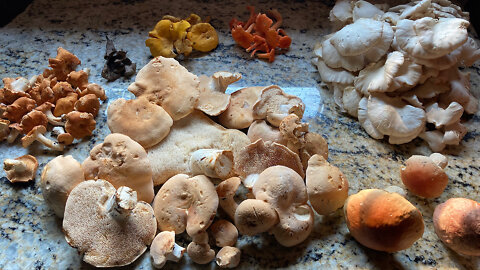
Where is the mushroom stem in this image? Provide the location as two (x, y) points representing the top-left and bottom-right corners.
(4, 159), (27, 173)
(45, 110), (65, 126)
(36, 133), (65, 151)
(106, 186), (138, 220)
(51, 126), (66, 137)
(189, 149), (234, 179)
(6, 129), (20, 143)
(168, 243), (185, 262)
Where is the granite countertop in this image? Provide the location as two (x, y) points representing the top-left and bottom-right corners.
(1, 0), (480, 269)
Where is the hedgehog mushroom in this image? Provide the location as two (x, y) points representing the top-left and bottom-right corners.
(216, 177), (241, 221)
(234, 199), (279, 236)
(150, 231), (185, 269)
(127, 56), (200, 120)
(216, 246), (241, 269)
(209, 220), (238, 247)
(41, 155), (85, 217)
(400, 154), (448, 198)
(3, 155), (38, 183)
(63, 180), (156, 267)
(107, 97), (173, 149)
(218, 86), (264, 129)
(252, 166), (314, 247)
(82, 133), (154, 203)
(196, 72), (241, 116)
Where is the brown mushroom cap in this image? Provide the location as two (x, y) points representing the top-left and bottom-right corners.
(252, 85), (305, 127)
(218, 86), (264, 129)
(153, 174), (218, 238)
(82, 133), (154, 203)
(300, 132), (329, 169)
(234, 199), (279, 236)
(107, 97), (173, 149)
(400, 155), (448, 198)
(234, 139), (304, 180)
(127, 56), (200, 121)
(46, 47), (81, 81)
(58, 133), (74, 145)
(67, 70), (89, 90)
(150, 231), (185, 268)
(209, 220), (238, 247)
(216, 246), (241, 268)
(19, 110), (48, 134)
(40, 155), (85, 217)
(3, 155), (38, 183)
(433, 198), (480, 256)
(306, 154), (349, 215)
(51, 81), (75, 102)
(344, 189), (425, 252)
(63, 180), (156, 267)
(74, 94), (100, 117)
(54, 93), (78, 117)
(65, 111), (96, 139)
(4, 97), (36, 123)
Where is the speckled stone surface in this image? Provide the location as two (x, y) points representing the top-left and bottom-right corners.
(1, 0), (480, 269)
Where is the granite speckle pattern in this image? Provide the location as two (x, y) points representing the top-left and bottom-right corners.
(1, 0), (480, 269)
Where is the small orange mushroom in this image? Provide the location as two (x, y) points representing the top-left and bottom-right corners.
(65, 111), (96, 139)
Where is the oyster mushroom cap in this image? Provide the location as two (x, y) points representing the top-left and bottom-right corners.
(218, 86), (264, 129)
(3, 155), (38, 183)
(82, 133), (154, 203)
(342, 86), (362, 118)
(314, 58), (355, 84)
(433, 198), (480, 256)
(306, 154), (349, 215)
(330, 18), (384, 57)
(127, 56), (200, 120)
(252, 85), (305, 127)
(41, 155), (85, 217)
(62, 180), (156, 267)
(150, 231), (185, 269)
(107, 97), (173, 149)
(344, 189), (425, 252)
(367, 94), (426, 139)
(234, 199), (279, 236)
(425, 102), (464, 128)
(352, 0), (385, 21)
(329, 0), (353, 25)
(153, 174), (218, 238)
(358, 97), (384, 140)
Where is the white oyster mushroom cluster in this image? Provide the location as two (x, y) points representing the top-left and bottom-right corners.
(315, 0), (480, 151)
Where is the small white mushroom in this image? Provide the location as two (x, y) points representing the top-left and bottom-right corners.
(21, 125), (64, 151)
(419, 130), (446, 152)
(352, 0), (384, 21)
(150, 231), (185, 269)
(189, 149), (234, 179)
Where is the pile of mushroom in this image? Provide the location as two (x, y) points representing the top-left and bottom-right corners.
(314, 0), (480, 151)
(0, 47), (106, 151)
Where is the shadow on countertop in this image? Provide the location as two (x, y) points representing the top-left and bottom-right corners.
(0, 0), (33, 27)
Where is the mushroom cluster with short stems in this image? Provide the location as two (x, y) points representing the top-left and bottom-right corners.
(0, 47), (105, 151)
(314, 0), (479, 151)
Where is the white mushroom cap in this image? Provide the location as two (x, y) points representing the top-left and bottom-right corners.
(443, 122), (467, 145)
(107, 97), (173, 149)
(63, 180), (156, 267)
(127, 56), (200, 120)
(247, 120), (286, 145)
(426, 102), (463, 128)
(41, 155), (85, 217)
(306, 155), (349, 215)
(419, 130), (446, 152)
(216, 246), (241, 268)
(153, 174), (218, 238)
(429, 153), (448, 169)
(352, 1), (384, 22)
(82, 133), (154, 203)
(330, 18), (384, 57)
(357, 97), (384, 140)
(314, 58), (355, 84)
(342, 86), (362, 118)
(329, 0), (352, 25)
(150, 231), (185, 269)
(189, 149), (234, 179)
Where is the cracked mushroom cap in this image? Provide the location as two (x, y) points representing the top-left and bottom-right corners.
(82, 133), (154, 203)
(41, 155), (85, 217)
(306, 154), (349, 215)
(216, 246), (241, 269)
(196, 71), (241, 116)
(344, 189), (424, 252)
(65, 111), (96, 139)
(234, 139), (304, 181)
(252, 166), (314, 247)
(150, 231), (185, 269)
(107, 97), (173, 149)
(234, 199), (278, 236)
(3, 155), (38, 183)
(153, 174), (218, 238)
(127, 56), (200, 121)
(400, 154), (448, 198)
(218, 86), (264, 129)
(252, 85), (305, 127)
(433, 198), (480, 256)
(63, 180), (156, 267)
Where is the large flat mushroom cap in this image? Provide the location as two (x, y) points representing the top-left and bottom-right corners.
(127, 56), (200, 121)
(107, 97), (173, 149)
(330, 18), (384, 57)
(147, 111), (250, 185)
(63, 180), (156, 268)
(82, 133), (154, 203)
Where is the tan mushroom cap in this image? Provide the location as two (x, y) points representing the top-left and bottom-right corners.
(3, 155), (38, 183)
(82, 133), (154, 203)
(74, 94), (100, 117)
(216, 246), (241, 269)
(234, 199), (279, 236)
(127, 56), (200, 121)
(107, 97), (173, 149)
(400, 154), (448, 198)
(150, 231), (185, 269)
(187, 241), (215, 264)
(40, 155), (85, 217)
(300, 132), (329, 169)
(247, 120), (286, 144)
(65, 111), (96, 139)
(234, 139), (304, 180)
(209, 220), (238, 247)
(433, 198), (480, 256)
(153, 174), (218, 238)
(196, 71), (241, 116)
(344, 189), (424, 252)
(252, 85), (305, 127)
(216, 177), (241, 221)
(19, 110), (48, 134)
(253, 166), (314, 247)
(218, 86), (264, 129)
(306, 155), (349, 215)
(63, 180), (156, 267)
(147, 111), (250, 185)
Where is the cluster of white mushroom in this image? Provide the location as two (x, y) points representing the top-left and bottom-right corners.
(38, 56), (352, 268)
(313, 0), (480, 151)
